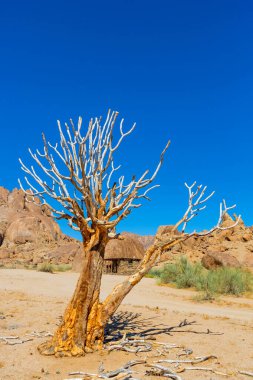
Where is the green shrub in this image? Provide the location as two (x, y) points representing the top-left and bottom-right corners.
(151, 256), (253, 297)
(37, 263), (55, 273)
(37, 263), (72, 273)
(193, 290), (217, 302)
(204, 267), (253, 296)
(54, 264), (72, 272)
(158, 256), (205, 289)
(146, 267), (162, 278)
(24, 263), (37, 270)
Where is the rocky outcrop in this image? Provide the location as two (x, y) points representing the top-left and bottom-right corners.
(0, 187), (150, 270)
(0, 186), (82, 267)
(156, 215), (253, 269)
(1, 186), (253, 271)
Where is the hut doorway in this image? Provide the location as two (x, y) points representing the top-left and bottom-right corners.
(112, 259), (119, 273)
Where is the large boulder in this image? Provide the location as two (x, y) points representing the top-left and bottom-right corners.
(5, 217), (39, 244)
(47, 242), (82, 264)
(5, 215), (61, 245)
(201, 251), (241, 269)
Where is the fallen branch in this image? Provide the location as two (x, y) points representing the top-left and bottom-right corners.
(154, 343), (180, 348)
(145, 364), (183, 380)
(177, 348), (193, 357)
(26, 331), (53, 338)
(182, 367), (229, 376)
(146, 343), (182, 358)
(0, 335), (19, 340)
(65, 375), (131, 380)
(108, 339), (152, 353)
(0, 335), (33, 345)
(239, 371), (253, 378)
(156, 355), (217, 365)
(183, 366), (213, 371)
(103, 360), (146, 378)
(68, 360), (145, 379)
(7, 338), (33, 345)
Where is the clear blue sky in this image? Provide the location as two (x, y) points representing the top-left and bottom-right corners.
(0, 0), (252, 237)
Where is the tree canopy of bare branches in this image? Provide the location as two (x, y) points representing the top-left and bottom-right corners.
(19, 110), (170, 241)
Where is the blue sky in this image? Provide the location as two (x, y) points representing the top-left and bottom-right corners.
(0, 0), (252, 237)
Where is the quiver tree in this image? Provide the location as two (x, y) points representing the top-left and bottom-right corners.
(19, 110), (240, 357)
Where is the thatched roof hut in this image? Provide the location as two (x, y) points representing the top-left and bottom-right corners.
(72, 232), (145, 274)
(104, 233), (145, 261)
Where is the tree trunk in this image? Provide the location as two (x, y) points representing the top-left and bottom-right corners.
(38, 233), (107, 357)
(102, 245), (160, 321)
(37, 240), (163, 357)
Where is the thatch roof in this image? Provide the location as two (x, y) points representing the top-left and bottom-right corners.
(120, 231), (154, 250)
(104, 233), (145, 260)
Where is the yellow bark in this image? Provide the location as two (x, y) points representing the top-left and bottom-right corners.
(38, 230), (107, 357)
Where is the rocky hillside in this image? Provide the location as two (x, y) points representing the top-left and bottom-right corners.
(156, 215), (253, 269)
(0, 186), (253, 270)
(0, 187), (82, 267)
(0, 187), (151, 269)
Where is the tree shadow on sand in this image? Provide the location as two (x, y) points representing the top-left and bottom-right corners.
(104, 311), (223, 343)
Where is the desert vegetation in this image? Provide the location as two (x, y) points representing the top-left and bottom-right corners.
(149, 256), (253, 297)
(37, 262), (72, 273)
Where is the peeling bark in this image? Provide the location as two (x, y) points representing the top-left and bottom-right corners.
(38, 231), (107, 357)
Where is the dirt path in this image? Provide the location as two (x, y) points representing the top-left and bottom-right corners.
(0, 269), (252, 380)
(0, 269), (252, 321)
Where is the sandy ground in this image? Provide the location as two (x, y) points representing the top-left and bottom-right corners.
(0, 269), (252, 380)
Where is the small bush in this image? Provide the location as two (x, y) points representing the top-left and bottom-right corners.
(193, 290), (217, 302)
(150, 256), (253, 297)
(146, 267), (162, 278)
(37, 263), (55, 273)
(158, 256), (205, 289)
(204, 267), (253, 296)
(37, 263), (72, 273)
(24, 264), (37, 270)
(54, 264), (72, 272)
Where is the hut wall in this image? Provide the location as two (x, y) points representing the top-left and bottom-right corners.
(103, 259), (140, 275)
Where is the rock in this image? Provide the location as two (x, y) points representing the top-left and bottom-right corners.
(156, 225), (181, 237)
(0, 186), (79, 267)
(154, 215), (253, 269)
(216, 229), (234, 242)
(5, 217), (38, 244)
(201, 251), (241, 269)
(7, 189), (25, 211)
(242, 233), (253, 242)
(0, 187), (9, 205)
(242, 252), (253, 267)
(0, 248), (11, 259)
(182, 236), (197, 248)
(47, 242), (82, 264)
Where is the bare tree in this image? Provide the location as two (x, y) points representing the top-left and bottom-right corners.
(19, 110), (239, 357)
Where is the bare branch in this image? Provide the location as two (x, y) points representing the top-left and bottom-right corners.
(171, 182), (240, 236)
(19, 110), (170, 235)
